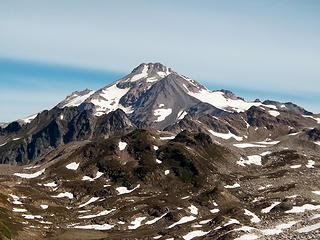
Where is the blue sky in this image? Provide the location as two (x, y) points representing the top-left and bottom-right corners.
(1, 0), (319, 122)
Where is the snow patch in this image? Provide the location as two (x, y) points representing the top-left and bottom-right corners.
(224, 183), (240, 189)
(255, 141), (280, 145)
(186, 89), (261, 113)
(74, 223), (114, 230)
(234, 143), (267, 148)
(289, 132), (300, 136)
(52, 192), (74, 199)
(119, 141), (127, 151)
(290, 164), (301, 169)
(302, 115), (320, 124)
(154, 108), (172, 122)
(14, 169), (45, 179)
(22, 214), (43, 220)
(168, 216), (196, 229)
(244, 209), (260, 223)
(208, 130), (243, 141)
(13, 208), (27, 212)
(268, 110), (280, 117)
(82, 171), (103, 181)
(146, 77), (158, 83)
(61, 90), (95, 108)
(260, 151), (271, 156)
(237, 155), (262, 166)
(92, 84), (131, 116)
(116, 184), (140, 195)
(145, 213), (167, 225)
(224, 219), (240, 226)
(43, 182), (57, 187)
(79, 197), (99, 208)
(177, 110), (188, 120)
(285, 204), (320, 213)
(210, 209), (220, 214)
(199, 219), (212, 224)
(261, 202), (281, 213)
(128, 217), (147, 229)
(160, 136), (175, 140)
(130, 65), (148, 82)
(261, 221), (298, 235)
(297, 223), (320, 233)
(182, 230), (210, 240)
(306, 160), (315, 168)
(78, 209), (115, 219)
(188, 205), (198, 215)
(21, 113), (38, 123)
(66, 162), (80, 170)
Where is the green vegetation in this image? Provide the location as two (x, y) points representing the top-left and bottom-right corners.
(0, 221), (11, 240)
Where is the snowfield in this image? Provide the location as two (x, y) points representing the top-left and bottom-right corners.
(61, 90), (95, 108)
(66, 162), (80, 170)
(185, 88), (262, 112)
(234, 143), (267, 148)
(14, 169), (45, 179)
(118, 141), (127, 151)
(237, 155), (262, 166)
(116, 184), (140, 195)
(208, 130), (243, 141)
(154, 108), (172, 122)
(52, 192), (74, 199)
(91, 84), (131, 116)
(268, 110), (280, 117)
(168, 216), (196, 229)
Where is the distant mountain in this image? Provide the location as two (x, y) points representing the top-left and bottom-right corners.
(1, 62), (319, 165)
(57, 62), (312, 129)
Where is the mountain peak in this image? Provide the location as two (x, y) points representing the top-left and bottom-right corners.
(125, 62), (173, 82)
(131, 62), (172, 74)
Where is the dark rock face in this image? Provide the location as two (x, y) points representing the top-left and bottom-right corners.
(0, 108), (135, 164)
(187, 102), (228, 119)
(94, 109), (135, 137)
(0, 121), (21, 135)
(246, 106), (277, 127)
(306, 128), (320, 141)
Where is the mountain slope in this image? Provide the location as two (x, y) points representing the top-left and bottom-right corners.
(0, 129), (320, 239)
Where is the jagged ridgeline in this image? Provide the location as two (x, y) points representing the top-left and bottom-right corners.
(0, 63), (319, 239)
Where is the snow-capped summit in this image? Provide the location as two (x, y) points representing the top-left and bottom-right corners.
(124, 62), (172, 82)
(55, 62), (309, 129)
